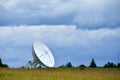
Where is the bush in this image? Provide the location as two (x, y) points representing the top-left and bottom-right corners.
(79, 64), (87, 68)
(59, 65), (65, 68)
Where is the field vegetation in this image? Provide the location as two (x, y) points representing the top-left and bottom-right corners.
(0, 57), (120, 80)
(0, 68), (120, 80)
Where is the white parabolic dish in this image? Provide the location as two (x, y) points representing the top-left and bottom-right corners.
(32, 41), (55, 67)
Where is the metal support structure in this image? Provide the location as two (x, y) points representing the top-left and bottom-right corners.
(26, 60), (39, 68)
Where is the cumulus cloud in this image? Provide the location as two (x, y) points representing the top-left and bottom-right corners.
(0, 0), (120, 28)
(0, 25), (120, 67)
(73, 0), (120, 28)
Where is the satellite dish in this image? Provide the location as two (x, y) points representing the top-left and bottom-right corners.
(26, 41), (55, 68)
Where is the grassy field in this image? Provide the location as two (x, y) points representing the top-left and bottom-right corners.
(0, 68), (120, 80)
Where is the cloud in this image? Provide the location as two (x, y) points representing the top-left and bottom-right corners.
(73, 0), (120, 28)
(0, 25), (120, 67)
(0, 0), (120, 28)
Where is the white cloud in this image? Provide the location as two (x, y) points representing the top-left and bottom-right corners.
(0, 25), (120, 47)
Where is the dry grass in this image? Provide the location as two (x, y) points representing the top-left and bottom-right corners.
(0, 68), (120, 80)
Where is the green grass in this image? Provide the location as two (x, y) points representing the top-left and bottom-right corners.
(0, 68), (120, 80)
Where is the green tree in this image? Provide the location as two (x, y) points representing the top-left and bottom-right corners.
(66, 62), (73, 67)
(117, 63), (120, 68)
(89, 58), (97, 67)
(0, 57), (9, 68)
(104, 62), (117, 68)
(0, 58), (3, 67)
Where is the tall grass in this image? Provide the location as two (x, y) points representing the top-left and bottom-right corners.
(0, 68), (120, 80)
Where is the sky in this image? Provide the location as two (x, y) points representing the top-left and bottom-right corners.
(0, 0), (120, 67)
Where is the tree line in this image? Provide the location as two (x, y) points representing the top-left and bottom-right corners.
(59, 58), (120, 68)
(0, 57), (120, 68)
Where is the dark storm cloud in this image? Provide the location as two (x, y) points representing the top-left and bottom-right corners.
(0, 0), (120, 29)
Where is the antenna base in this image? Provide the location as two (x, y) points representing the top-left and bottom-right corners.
(26, 60), (39, 68)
